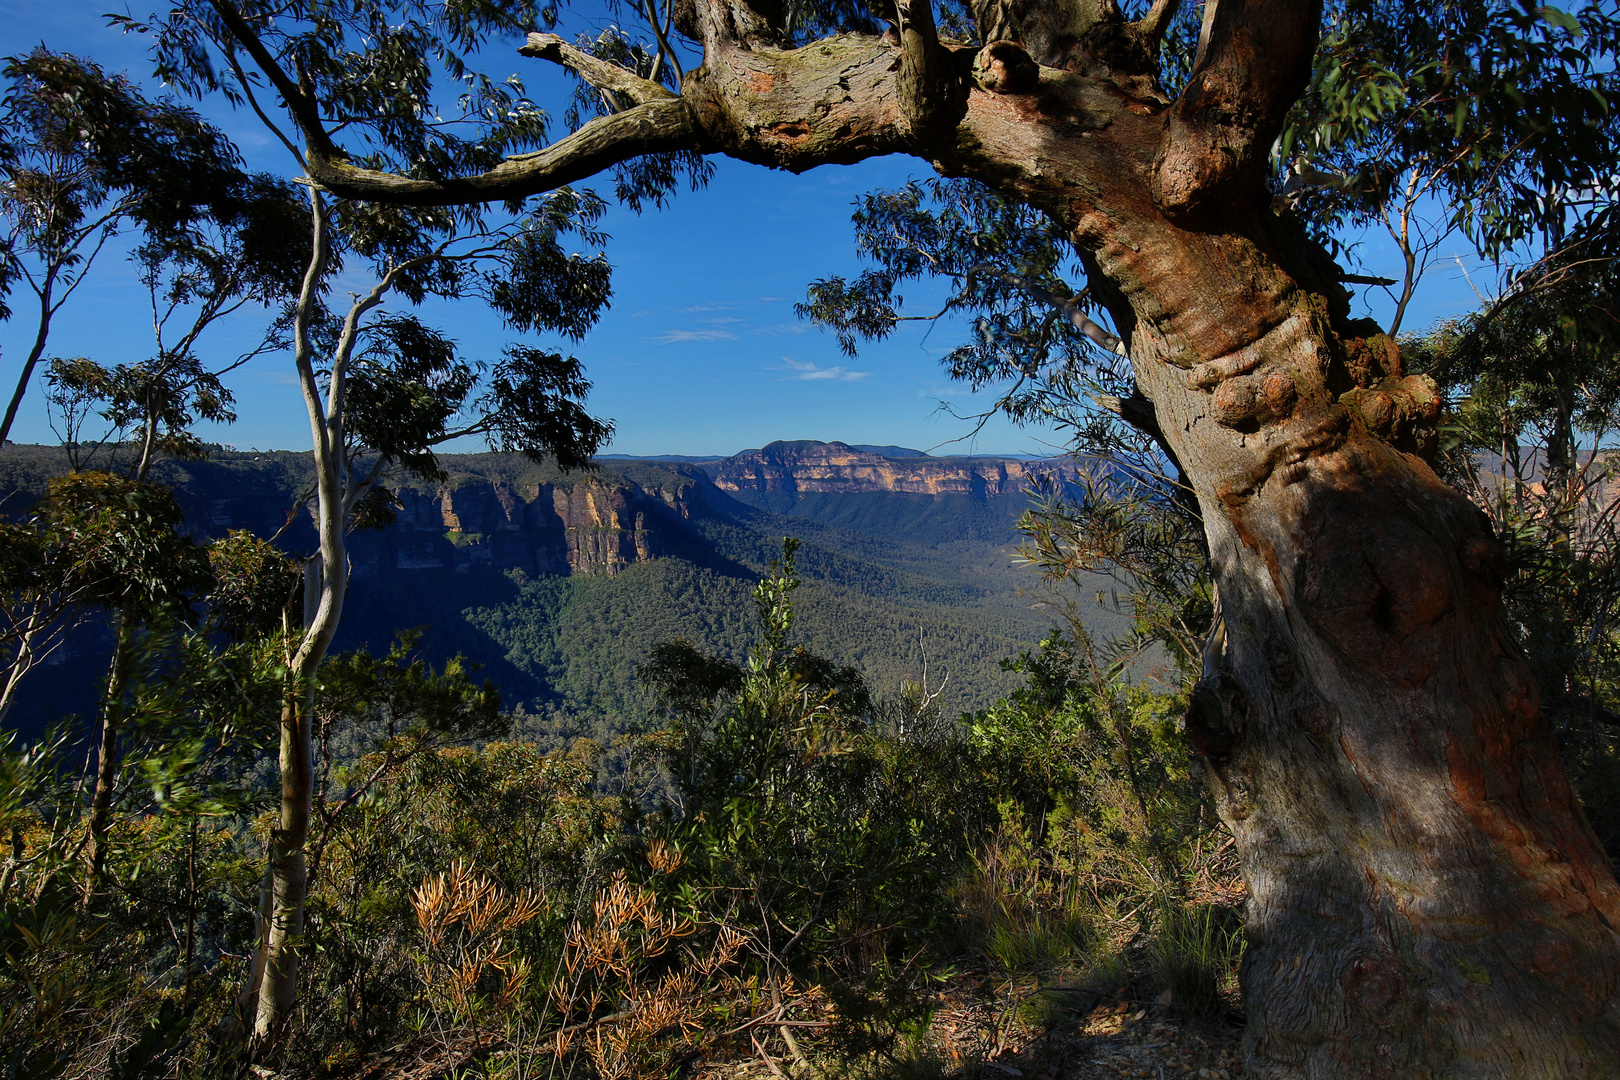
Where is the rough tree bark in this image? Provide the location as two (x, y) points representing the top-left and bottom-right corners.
(219, 0), (1620, 1072)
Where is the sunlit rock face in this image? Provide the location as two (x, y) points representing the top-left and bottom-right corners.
(371, 478), (684, 577)
(149, 442), (1067, 579)
(712, 440), (1048, 497)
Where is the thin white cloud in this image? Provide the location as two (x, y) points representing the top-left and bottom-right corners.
(779, 358), (869, 382)
(751, 323), (809, 336)
(654, 328), (739, 344)
(680, 302), (742, 313)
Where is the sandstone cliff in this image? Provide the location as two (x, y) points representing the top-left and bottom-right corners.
(0, 441), (1058, 582)
(371, 475), (693, 577)
(710, 441), (1061, 498)
(142, 453), (706, 579)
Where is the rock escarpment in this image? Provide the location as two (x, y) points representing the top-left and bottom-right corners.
(372, 477), (691, 577)
(155, 454), (705, 578)
(711, 440), (1058, 497)
(2, 441), (1056, 580)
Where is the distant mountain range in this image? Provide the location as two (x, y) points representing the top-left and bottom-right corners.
(596, 441), (1025, 463)
(0, 442), (1113, 742)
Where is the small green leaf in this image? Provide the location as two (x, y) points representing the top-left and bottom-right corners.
(1537, 6), (1580, 33)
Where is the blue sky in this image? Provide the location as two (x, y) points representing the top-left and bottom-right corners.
(0, 3), (1493, 458)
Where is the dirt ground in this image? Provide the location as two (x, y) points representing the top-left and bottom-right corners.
(320, 964), (1245, 1080)
(924, 998), (1243, 1080)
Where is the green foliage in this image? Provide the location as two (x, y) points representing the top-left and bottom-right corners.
(300, 737), (621, 1057)
(206, 530), (300, 640)
(965, 632), (1201, 891)
(796, 175), (1127, 430)
(640, 541), (990, 987)
(0, 611), (282, 1079)
(1281, 2), (1619, 264)
(463, 536), (1055, 737)
(1017, 464), (1210, 676)
(130, 1), (556, 194)
(1, 48), (307, 461)
(0, 48), (279, 312)
(315, 631), (505, 760)
(0, 501), (1237, 1076)
(0, 877), (106, 1080)
(32, 471), (212, 618)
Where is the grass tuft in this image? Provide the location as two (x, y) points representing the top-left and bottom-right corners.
(1146, 897), (1243, 1019)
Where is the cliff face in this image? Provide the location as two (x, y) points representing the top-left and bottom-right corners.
(360, 476), (699, 577)
(176, 470), (700, 578)
(115, 441), (1054, 579)
(710, 440), (1058, 497)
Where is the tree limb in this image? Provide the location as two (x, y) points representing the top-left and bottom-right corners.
(304, 99), (704, 205)
(517, 33), (678, 105)
(1135, 0), (1183, 43)
(204, 0), (338, 162)
(1154, 0), (1322, 222)
(1092, 389), (1161, 436)
(896, 0), (960, 140)
(965, 264), (1125, 354)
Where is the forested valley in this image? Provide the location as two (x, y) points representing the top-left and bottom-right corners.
(2, 2), (1619, 1079)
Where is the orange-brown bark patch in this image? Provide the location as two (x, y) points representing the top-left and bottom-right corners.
(760, 121), (812, 146)
(1444, 732), (1620, 928)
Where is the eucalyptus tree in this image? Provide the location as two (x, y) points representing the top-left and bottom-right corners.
(0, 471), (216, 896)
(136, 0), (1620, 1073)
(104, 8), (618, 1049)
(160, 198), (612, 1052)
(0, 49), (283, 445)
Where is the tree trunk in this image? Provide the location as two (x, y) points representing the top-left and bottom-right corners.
(950, 52), (1620, 1072)
(1132, 309), (1620, 1075)
(84, 602), (137, 900)
(254, 668), (314, 1047)
(0, 275), (56, 448)
(236, 0), (1620, 1070)
(248, 190), (353, 1055)
(250, 553), (347, 1052)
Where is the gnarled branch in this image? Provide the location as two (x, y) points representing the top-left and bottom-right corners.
(1153, 0), (1322, 222)
(1135, 0), (1183, 43)
(517, 33), (678, 105)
